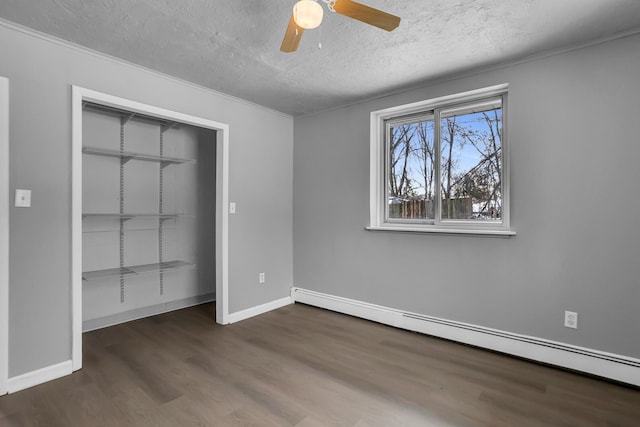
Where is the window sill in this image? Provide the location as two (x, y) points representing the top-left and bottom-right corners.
(365, 225), (516, 237)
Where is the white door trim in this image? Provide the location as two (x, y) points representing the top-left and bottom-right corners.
(0, 76), (9, 394)
(71, 86), (230, 371)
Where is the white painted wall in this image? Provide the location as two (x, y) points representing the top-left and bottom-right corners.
(0, 22), (293, 378)
(81, 110), (216, 329)
(293, 33), (640, 359)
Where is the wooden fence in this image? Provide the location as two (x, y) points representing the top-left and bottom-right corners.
(389, 198), (473, 219)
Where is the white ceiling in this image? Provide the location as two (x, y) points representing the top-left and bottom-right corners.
(2, 0), (640, 116)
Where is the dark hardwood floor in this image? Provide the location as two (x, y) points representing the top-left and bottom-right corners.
(1, 303), (638, 426)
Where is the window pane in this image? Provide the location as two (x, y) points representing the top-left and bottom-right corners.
(387, 118), (435, 220)
(440, 101), (502, 220)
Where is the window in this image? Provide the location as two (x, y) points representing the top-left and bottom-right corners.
(369, 84), (514, 235)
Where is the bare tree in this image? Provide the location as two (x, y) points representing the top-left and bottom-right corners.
(441, 117), (458, 218)
(415, 121), (435, 201)
(389, 124), (417, 198)
(450, 109), (502, 218)
(388, 108), (502, 220)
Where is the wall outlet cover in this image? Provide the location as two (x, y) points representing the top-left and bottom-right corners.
(564, 311), (578, 329)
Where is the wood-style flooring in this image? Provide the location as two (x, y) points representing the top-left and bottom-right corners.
(1, 303), (638, 426)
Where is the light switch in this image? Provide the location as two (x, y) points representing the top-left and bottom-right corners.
(229, 202), (236, 214)
(14, 189), (32, 208)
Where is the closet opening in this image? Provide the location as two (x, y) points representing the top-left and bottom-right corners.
(72, 87), (229, 371)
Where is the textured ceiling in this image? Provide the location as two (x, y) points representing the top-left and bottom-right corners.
(2, 0), (640, 115)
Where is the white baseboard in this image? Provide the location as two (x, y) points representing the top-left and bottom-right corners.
(83, 294), (215, 332)
(227, 296), (292, 324)
(291, 287), (640, 387)
(5, 296), (290, 393)
(8, 360), (73, 393)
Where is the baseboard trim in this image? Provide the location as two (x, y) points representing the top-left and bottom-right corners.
(8, 360), (73, 393)
(227, 296), (292, 324)
(83, 294), (215, 332)
(291, 287), (640, 387)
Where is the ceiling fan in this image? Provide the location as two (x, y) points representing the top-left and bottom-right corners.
(281, 0), (401, 52)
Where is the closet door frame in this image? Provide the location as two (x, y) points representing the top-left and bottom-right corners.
(0, 76), (9, 395)
(71, 86), (230, 371)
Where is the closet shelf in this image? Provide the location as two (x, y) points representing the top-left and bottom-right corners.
(83, 101), (181, 129)
(82, 213), (190, 220)
(83, 146), (196, 165)
(83, 260), (195, 281)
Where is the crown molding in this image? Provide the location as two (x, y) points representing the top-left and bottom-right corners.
(0, 17), (293, 120)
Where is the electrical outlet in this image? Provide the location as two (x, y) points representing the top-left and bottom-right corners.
(564, 311), (578, 329)
(259, 272), (265, 283)
(229, 202), (236, 214)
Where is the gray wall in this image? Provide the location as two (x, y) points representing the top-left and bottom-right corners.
(1, 23), (293, 377)
(293, 33), (640, 359)
(197, 129), (217, 297)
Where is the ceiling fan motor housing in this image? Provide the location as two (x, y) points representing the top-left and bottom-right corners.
(293, 0), (324, 29)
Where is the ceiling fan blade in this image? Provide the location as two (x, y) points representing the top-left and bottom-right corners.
(281, 15), (305, 52)
(333, 0), (400, 31)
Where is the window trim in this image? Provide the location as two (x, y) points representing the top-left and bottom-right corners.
(368, 84), (515, 236)
(384, 111), (436, 224)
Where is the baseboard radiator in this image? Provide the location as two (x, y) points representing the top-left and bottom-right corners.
(291, 287), (640, 387)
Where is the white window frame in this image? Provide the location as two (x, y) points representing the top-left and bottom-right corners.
(368, 84), (515, 236)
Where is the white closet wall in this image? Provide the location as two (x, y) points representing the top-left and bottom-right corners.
(81, 104), (215, 331)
